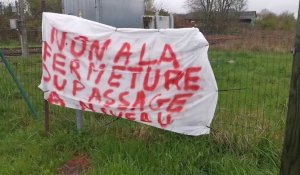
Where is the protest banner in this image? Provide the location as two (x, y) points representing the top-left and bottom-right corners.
(39, 12), (218, 136)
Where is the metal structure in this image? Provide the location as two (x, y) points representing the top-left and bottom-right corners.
(62, 0), (144, 130)
(62, 0), (145, 28)
(143, 14), (174, 29)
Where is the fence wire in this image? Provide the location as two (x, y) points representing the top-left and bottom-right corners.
(0, 1), (296, 173)
(0, 29), (293, 150)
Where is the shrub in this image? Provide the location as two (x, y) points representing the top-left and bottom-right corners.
(256, 9), (296, 32)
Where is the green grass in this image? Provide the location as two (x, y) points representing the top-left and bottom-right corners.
(0, 50), (291, 174)
(0, 40), (41, 48)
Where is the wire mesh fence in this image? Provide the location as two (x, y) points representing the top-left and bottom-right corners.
(0, 28), (41, 48)
(0, 0), (297, 173)
(0, 0), (294, 156)
(0, 31), (292, 147)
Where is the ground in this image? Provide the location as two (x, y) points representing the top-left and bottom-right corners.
(0, 49), (291, 174)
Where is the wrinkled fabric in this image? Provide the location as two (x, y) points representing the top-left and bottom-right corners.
(39, 12), (218, 136)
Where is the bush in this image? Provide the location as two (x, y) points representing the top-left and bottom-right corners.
(256, 10), (296, 32)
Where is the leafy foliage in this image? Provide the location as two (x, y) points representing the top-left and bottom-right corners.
(26, 0), (61, 28)
(256, 9), (296, 32)
(0, 0), (61, 29)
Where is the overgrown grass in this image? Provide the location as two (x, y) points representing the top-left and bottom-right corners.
(0, 49), (291, 174)
(0, 40), (41, 48)
(209, 31), (294, 53)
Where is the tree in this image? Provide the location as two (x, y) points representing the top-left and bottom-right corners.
(215, 0), (247, 12)
(186, 0), (247, 33)
(256, 9), (296, 32)
(186, 0), (247, 13)
(187, 0), (215, 13)
(24, 0), (61, 28)
(145, 0), (169, 16)
(27, 0), (61, 16)
(145, 0), (155, 14)
(186, 0), (216, 32)
(278, 11), (296, 32)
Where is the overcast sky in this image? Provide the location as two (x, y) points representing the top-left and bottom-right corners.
(2, 0), (299, 16)
(156, 0), (299, 16)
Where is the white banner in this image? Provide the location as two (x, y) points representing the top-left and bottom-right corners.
(39, 12), (218, 136)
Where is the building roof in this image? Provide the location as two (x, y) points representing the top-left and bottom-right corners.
(239, 11), (257, 20)
(177, 11), (257, 21)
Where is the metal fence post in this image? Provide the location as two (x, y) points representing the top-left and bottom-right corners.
(76, 110), (83, 131)
(45, 100), (50, 136)
(75, 12), (84, 132)
(0, 50), (37, 118)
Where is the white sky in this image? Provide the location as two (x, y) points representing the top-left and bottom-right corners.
(156, 0), (299, 16)
(2, 0), (299, 16)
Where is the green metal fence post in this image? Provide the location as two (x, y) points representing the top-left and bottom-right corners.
(0, 50), (38, 118)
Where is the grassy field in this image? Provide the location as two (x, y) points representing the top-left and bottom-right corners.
(0, 49), (291, 174)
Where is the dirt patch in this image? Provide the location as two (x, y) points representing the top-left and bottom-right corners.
(57, 154), (91, 175)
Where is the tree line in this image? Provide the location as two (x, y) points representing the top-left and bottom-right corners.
(185, 0), (247, 33)
(256, 9), (296, 32)
(0, 0), (61, 29)
(0, 0), (296, 33)
(185, 0), (296, 34)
